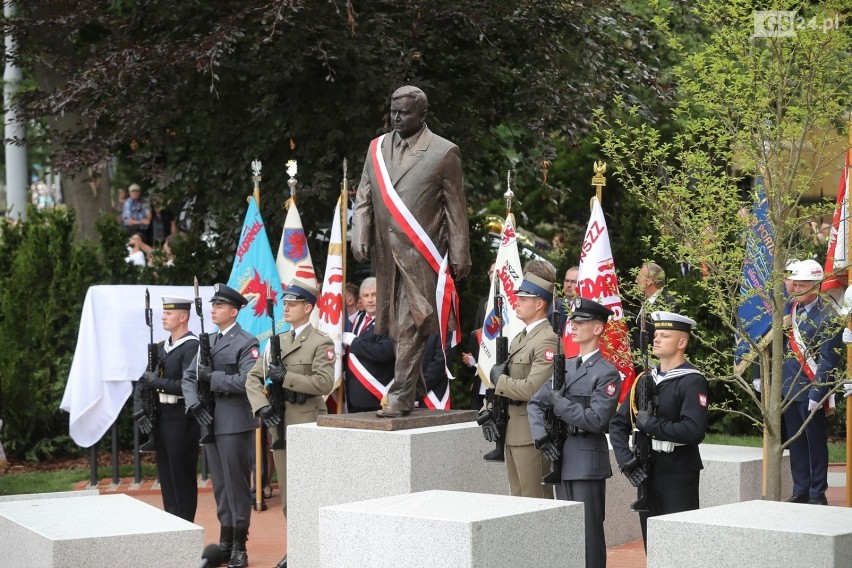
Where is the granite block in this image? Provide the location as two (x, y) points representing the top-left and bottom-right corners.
(318, 490), (584, 568)
(287, 421), (512, 568)
(647, 500), (852, 567)
(0, 493), (202, 568)
(0, 490), (99, 503)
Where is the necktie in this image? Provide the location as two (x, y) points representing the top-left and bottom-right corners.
(214, 332), (223, 345)
(290, 330), (296, 342)
(394, 138), (408, 170)
(360, 315), (373, 335)
(519, 329), (528, 341)
(576, 358), (583, 371)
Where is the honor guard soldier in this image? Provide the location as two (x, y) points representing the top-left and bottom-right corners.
(609, 311), (709, 546)
(182, 284), (259, 568)
(529, 297), (620, 568)
(480, 270), (558, 499)
(133, 296), (200, 522)
(246, 279), (335, 568)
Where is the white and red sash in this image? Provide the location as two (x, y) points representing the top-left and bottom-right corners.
(349, 352), (394, 402)
(424, 387), (451, 410)
(370, 134), (460, 377)
(789, 302), (835, 410)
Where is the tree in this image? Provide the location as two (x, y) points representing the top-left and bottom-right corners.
(5, 0), (663, 248)
(596, 0), (851, 499)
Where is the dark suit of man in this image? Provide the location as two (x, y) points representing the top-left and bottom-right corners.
(529, 351), (620, 568)
(420, 334), (450, 409)
(345, 312), (395, 412)
(782, 297), (841, 503)
(491, 320), (557, 498)
(246, 324), (335, 513)
(183, 323), (258, 533)
(134, 334), (200, 522)
(352, 116), (471, 414)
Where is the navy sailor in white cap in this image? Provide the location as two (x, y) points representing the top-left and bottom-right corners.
(609, 310), (709, 547)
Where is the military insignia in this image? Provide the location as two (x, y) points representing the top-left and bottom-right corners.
(698, 393), (707, 407)
(325, 348), (335, 361)
(605, 383), (616, 397)
(544, 348), (555, 362)
(251, 347), (259, 359)
(214, 283), (221, 292)
(572, 297), (583, 310)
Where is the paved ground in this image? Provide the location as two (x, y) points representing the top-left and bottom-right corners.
(78, 464), (848, 568)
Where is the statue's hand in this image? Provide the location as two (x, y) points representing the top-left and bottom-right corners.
(451, 262), (471, 281)
(353, 243), (369, 263)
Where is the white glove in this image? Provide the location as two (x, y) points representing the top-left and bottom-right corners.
(753, 378), (761, 393)
(807, 399), (819, 412)
(462, 353), (477, 368)
(341, 332), (356, 347)
(843, 328), (852, 344)
(844, 383), (852, 398)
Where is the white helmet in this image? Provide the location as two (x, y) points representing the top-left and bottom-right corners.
(787, 259), (824, 281)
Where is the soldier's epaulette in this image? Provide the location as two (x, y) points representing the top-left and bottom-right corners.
(314, 329), (330, 338)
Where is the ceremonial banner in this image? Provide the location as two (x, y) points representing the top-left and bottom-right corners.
(476, 214), (525, 386)
(316, 196), (346, 411)
(822, 150), (850, 305)
(277, 199), (318, 288)
(227, 198), (287, 351)
(577, 197), (635, 403)
(735, 178), (775, 364)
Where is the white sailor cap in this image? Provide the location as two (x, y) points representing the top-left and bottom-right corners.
(162, 296), (192, 310)
(651, 311), (696, 332)
(840, 286), (852, 316)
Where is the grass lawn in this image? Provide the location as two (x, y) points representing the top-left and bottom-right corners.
(704, 433), (847, 464)
(0, 464), (158, 496)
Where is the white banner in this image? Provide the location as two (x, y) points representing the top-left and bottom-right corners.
(476, 215), (525, 387)
(316, 197), (346, 390)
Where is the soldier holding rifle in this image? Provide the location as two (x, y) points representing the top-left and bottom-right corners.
(245, 279), (335, 568)
(479, 263), (557, 498)
(133, 294), (200, 522)
(182, 283), (258, 568)
(609, 311), (708, 547)
(529, 297), (620, 568)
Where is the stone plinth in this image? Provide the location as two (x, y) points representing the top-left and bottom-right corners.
(319, 490), (584, 568)
(647, 500), (852, 567)
(287, 421), (511, 568)
(0, 490), (98, 503)
(603, 440), (793, 547)
(0, 493), (202, 568)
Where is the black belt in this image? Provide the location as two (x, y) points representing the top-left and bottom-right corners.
(508, 399), (525, 406)
(213, 392), (231, 399)
(566, 424), (587, 436)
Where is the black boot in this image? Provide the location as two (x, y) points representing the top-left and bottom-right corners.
(227, 527), (249, 568)
(219, 526), (233, 564)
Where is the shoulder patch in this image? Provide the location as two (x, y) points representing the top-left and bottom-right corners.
(325, 348), (335, 361)
(605, 383), (616, 397)
(544, 348), (555, 362)
(251, 347), (259, 359)
(698, 393), (707, 407)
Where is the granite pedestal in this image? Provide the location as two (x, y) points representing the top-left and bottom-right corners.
(603, 440), (793, 547)
(0, 493), (202, 568)
(287, 418), (512, 568)
(647, 500), (852, 567)
(319, 490), (584, 568)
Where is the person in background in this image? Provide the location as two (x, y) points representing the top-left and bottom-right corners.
(122, 183), (152, 241)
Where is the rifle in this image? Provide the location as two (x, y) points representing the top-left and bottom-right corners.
(540, 305), (566, 484)
(629, 306), (657, 512)
(138, 288), (159, 453)
(194, 276), (216, 444)
(476, 274), (510, 462)
(265, 285), (287, 450)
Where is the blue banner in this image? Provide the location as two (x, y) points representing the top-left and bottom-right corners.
(735, 177), (776, 363)
(227, 198), (289, 351)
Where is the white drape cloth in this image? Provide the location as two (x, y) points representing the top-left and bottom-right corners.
(60, 284), (214, 447)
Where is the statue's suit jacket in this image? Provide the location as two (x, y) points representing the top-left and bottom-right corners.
(352, 127), (470, 336)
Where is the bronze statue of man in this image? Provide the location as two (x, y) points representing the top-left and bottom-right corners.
(352, 85), (471, 417)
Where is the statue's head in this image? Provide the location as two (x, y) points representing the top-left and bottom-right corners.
(390, 85), (428, 139)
